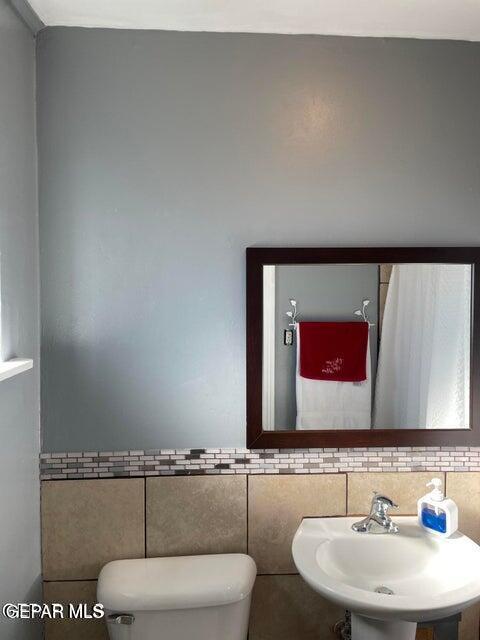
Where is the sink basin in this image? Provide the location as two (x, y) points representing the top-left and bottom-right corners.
(292, 516), (480, 640)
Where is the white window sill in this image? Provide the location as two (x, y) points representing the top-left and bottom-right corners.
(0, 358), (34, 382)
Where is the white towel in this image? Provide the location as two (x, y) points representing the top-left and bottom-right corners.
(296, 331), (372, 430)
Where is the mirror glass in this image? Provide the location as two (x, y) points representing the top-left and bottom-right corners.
(262, 263), (472, 431)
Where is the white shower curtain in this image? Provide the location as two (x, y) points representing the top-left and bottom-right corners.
(374, 264), (471, 429)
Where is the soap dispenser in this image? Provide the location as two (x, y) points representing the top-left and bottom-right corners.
(417, 478), (458, 537)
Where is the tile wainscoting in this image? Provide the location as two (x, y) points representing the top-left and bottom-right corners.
(40, 471), (480, 639)
(40, 446), (480, 480)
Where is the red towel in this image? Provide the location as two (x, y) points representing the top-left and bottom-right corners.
(299, 321), (369, 382)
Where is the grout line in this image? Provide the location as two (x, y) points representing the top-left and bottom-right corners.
(143, 477), (146, 557)
(43, 578), (98, 583)
(246, 475), (249, 555)
(257, 572), (299, 577)
(345, 472), (349, 516)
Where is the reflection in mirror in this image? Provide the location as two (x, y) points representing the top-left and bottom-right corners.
(262, 264), (472, 431)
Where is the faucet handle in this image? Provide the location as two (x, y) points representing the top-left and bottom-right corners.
(371, 492), (398, 513)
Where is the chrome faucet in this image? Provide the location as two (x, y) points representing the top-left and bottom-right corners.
(352, 492), (399, 534)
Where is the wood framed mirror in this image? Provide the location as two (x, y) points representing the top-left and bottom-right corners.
(246, 247), (480, 448)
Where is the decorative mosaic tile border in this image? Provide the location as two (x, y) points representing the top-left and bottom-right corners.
(40, 446), (480, 480)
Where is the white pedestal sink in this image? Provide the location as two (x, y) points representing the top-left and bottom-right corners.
(292, 516), (480, 640)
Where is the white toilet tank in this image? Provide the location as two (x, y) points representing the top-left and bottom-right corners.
(97, 553), (257, 640)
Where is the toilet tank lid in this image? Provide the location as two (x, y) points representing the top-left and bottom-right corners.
(97, 553), (257, 611)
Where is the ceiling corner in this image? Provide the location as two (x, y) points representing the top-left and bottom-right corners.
(9, 0), (45, 35)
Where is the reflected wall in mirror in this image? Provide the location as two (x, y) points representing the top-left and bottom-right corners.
(263, 263), (471, 431)
(246, 248), (480, 448)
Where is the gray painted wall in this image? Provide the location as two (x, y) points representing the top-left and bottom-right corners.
(274, 265), (378, 428)
(0, 1), (41, 638)
(37, 28), (480, 452)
